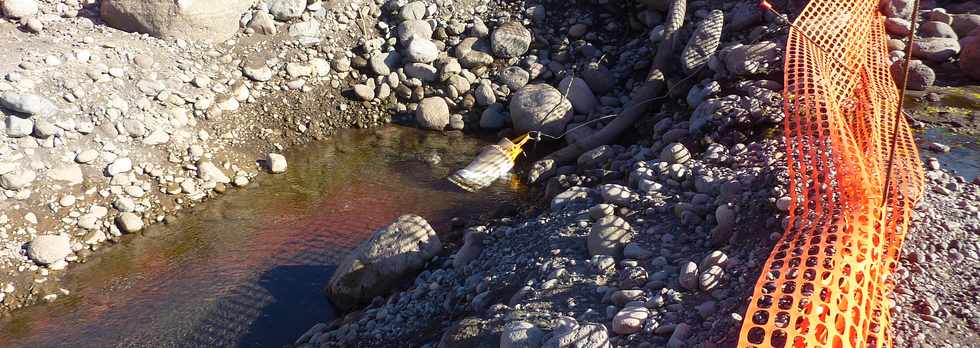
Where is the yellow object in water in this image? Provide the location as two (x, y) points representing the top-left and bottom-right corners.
(448, 134), (530, 192)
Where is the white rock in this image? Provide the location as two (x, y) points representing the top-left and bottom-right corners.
(0, 168), (35, 190)
(115, 212), (144, 233)
(107, 158), (133, 176)
(612, 306), (649, 335)
(415, 97), (450, 130)
(266, 153), (287, 173)
(27, 235), (71, 265)
(197, 161), (230, 183)
(404, 39), (439, 63)
(2, 0), (39, 19)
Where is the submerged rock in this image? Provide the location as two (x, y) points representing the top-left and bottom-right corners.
(326, 215), (442, 311)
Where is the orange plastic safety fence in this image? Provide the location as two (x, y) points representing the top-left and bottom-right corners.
(737, 1), (924, 348)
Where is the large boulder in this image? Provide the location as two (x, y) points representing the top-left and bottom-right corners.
(326, 215), (442, 311)
(911, 37), (961, 62)
(509, 83), (573, 136)
(890, 60), (935, 90)
(27, 235), (71, 265)
(1, 0), (39, 19)
(490, 21), (532, 58)
(587, 215), (634, 258)
(951, 14), (980, 37)
(415, 97), (451, 130)
(100, 0), (254, 43)
(960, 36), (980, 81)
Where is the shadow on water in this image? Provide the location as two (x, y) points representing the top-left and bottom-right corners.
(0, 126), (525, 348)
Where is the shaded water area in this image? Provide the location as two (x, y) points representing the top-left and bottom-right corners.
(917, 127), (980, 179)
(0, 126), (525, 347)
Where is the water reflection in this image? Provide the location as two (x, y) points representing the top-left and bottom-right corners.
(0, 126), (524, 348)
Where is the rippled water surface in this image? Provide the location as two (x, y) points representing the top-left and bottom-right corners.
(0, 127), (524, 348)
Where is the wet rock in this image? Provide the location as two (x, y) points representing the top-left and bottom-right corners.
(416, 97), (450, 130)
(510, 84), (573, 136)
(499, 321), (543, 348)
(612, 305), (649, 335)
(266, 153), (287, 174)
(890, 60), (935, 91)
(682, 9), (724, 73)
(327, 215), (442, 311)
(115, 212), (144, 233)
(2, 0), (38, 19)
(0, 168), (35, 190)
(100, 0), (253, 43)
(28, 235), (71, 265)
(491, 21), (532, 58)
(558, 77), (597, 114)
(588, 215), (633, 258)
(911, 37), (960, 62)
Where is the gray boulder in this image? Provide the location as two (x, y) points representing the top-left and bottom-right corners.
(326, 215), (442, 311)
(100, 0), (254, 43)
(268, 0), (305, 20)
(28, 235), (71, 265)
(951, 14), (980, 37)
(960, 35), (980, 81)
(1, 0), (38, 19)
(4, 115), (33, 138)
(587, 216), (633, 258)
(723, 41), (780, 76)
(911, 37), (960, 62)
(509, 84), (573, 136)
(490, 21), (531, 58)
(416, 97), (450, 130)
(558, 77), (597, 114)
(890, 60), (935, 91)
(682, 9), (724, 73)
(542, 318), (611, 348)
(0, 93), (57, 116)
(920, 21), (957, 39)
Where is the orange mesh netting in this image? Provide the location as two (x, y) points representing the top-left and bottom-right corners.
(737, 1), (925, 347)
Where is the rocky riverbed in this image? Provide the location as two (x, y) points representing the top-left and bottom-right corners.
(0, 0), (978, 347)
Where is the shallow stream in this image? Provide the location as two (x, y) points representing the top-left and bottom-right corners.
(0, 126), (524, 347)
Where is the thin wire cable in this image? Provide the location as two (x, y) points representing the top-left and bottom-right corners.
(882, 0), (922, 207)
